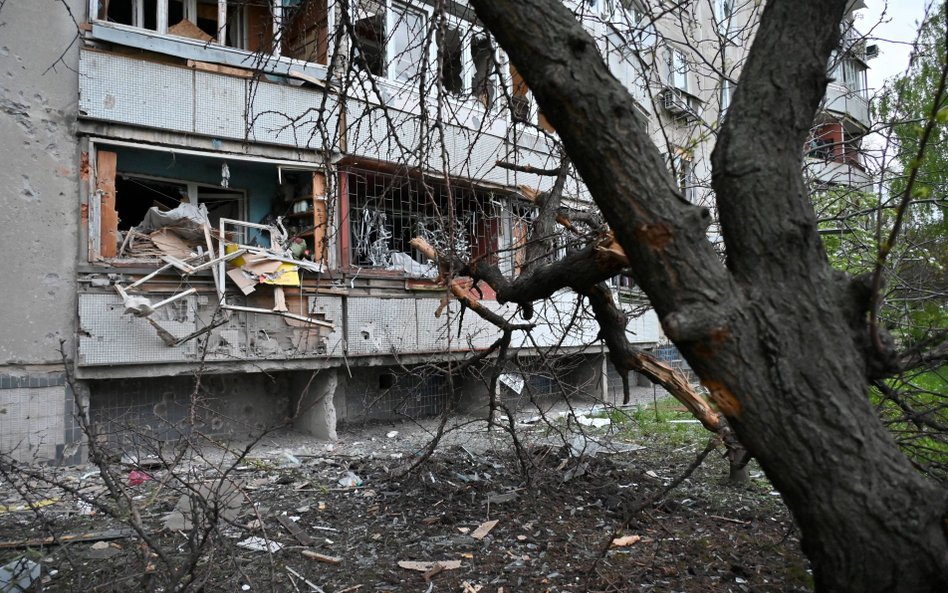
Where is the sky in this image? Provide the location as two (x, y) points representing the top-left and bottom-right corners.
(859, 0), (938, 90)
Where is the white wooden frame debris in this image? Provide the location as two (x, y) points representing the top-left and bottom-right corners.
(216, 218), (333, 329)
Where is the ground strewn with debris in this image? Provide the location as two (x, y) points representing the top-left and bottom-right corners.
(0, 402), (812, 592)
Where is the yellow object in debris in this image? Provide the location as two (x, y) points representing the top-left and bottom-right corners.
(261, 263), (301, 287)
(0, 498), (59, 514)
(225, 243), (247, 267)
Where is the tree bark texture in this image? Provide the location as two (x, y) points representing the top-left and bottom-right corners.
(470, 0), (948, 591)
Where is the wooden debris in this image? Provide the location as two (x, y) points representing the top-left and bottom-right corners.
(301, 550), (342, 564)
(0, 528), (139, 549)
(611, 534), (642, 547)
(471, 519), (499, 540)
(397, 560), (462, 572)
(708, 514), (752, 525)
(277, 514), (314, 545)
(168, 19), (214, 42)
(187, 59), (254, 78)
(422, 562), (444, 581)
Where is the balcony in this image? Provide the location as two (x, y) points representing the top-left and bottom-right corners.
(804, 157), (872, 189)
(823, 81), (870, 129)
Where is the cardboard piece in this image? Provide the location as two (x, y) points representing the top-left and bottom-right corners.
(150, 228), (194, 260)
(226, 269), (257, 295)
(168, 19), (214, 43)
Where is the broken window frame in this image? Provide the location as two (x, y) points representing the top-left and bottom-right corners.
(349, 0), (434, 84)
(438, 16), (499, 109)
(86, 138), (327, 265)
(340, 165), (503, 278)
(90, 0), (334, 60)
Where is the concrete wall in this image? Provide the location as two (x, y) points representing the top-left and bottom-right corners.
(0, 0), (85, 464)
(0, 0), (83, 366)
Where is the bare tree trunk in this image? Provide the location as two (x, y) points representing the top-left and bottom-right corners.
(469, 1), (948, 591)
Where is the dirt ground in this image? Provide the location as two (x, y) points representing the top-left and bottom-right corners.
(0, 397), (812, 593)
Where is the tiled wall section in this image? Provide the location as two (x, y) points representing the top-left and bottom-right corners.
(0, 373), (81, 464)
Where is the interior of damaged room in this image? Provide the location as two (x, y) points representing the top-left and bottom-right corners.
(92, 144), (336, 348)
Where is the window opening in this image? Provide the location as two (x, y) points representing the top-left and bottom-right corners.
(283, 0), (330, 63)
(353, 0), (386, 76)
(345, 167), (500, 276)
(714, 0), (733, 36)
(389, 1), (427, 83)
(720, 78), (731, 117)
(441, 25), (464, 95)
(471, 34), (496, 106)
(102, 0), (159, 30)
(666, 47), (689, 92)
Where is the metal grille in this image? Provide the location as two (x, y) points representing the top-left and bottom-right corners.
(346, 365), (450, 420)
(345, 167), (502, 270)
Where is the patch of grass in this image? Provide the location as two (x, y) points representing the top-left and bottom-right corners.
(608, 397), (706, 447)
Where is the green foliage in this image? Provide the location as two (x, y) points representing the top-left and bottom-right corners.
(826, 3), (948, 347)
(871, 365), (948, 480)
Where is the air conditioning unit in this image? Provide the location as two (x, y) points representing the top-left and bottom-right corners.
(662, 88), (694, 118)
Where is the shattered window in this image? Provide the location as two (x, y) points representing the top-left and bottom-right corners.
(282, 0), (330, 63)
(97, 0), (279, 53)
(389, 1), (427, 83)
(100, 0), (159, 30)
(92, 147), (257, 261)
(353, 0), (386, 76)
(440, 25), (464, 94)
(344, 167), (500, 277)
(438, 23), (497, 107)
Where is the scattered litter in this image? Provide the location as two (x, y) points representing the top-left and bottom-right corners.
(0, 529), (138, 550)
(611, 535), (642, 547)
(128, 470), (151, 486)
(498, 373), (524, 394)
(471, 519), (499, 540)
(87, 541), (122, 559)
(338, 472), (363, 488)
(277, 514), (314, 545)
(309, 525), (340, 533)
(667, 419), (701, 424)
(386, 431), (398, 438)
(397, 560), (462, 572)
(0, 557), (40, 593)
(163, 481), (242, 531)
(645, 470), (660, 479)
(0, 499), (58, 514)
(461, 581), (483, 593)
(236, 537), (283, 553)
(282, 452), (302, 466)
(286, 566), (326, 593)
(576, 415), (611, 428)
(563, 462), (588, 482)
(569, 435), (603, 457)
(486, 492), (518, 504)
(301, 550), (341, 564)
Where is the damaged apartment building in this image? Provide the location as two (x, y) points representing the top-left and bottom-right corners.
(0, 0), (871, 463)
